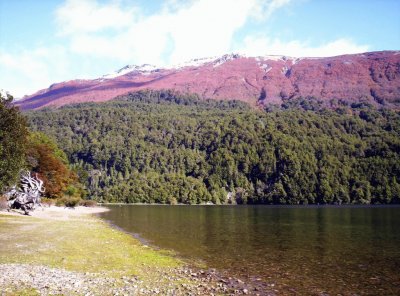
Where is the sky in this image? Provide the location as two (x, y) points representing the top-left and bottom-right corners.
(0, 0), (399, 98)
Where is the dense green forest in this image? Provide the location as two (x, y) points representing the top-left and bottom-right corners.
(27, 90), (400, 204)
(0, 92), (85, 201)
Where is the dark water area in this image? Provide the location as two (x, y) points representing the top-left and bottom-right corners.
(99, 205), (400, 295)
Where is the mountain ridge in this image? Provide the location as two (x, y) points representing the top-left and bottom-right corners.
(16, 50), (400, 110)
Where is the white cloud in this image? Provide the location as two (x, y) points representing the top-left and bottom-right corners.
(0, 46), (70, 98)
(55, 0), (294, 65)
(236, 36), (369, 57)
(55, 0), (137, 35)
(56, 0), (368, 66)
(166, 0), (256, 64)
(252, 0), (292, 20)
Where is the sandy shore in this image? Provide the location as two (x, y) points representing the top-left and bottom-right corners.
(1, 205), (109, 220)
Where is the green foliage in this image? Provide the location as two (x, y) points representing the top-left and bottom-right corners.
(0, 92), (28, 192)
(28, 131), (69, 164)
(27, 90), (400, 204)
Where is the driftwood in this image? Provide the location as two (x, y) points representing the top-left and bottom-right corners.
(5, 171), (45, 215)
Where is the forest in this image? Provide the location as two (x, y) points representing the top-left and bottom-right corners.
(27, 90), (400, 205)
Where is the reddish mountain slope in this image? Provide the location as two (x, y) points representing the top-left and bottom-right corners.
(16, 51), (400, 110)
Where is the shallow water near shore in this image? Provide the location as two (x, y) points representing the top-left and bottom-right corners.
(99, 205), (400, 295)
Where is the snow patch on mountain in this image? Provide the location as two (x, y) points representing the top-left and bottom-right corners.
(281, 66), (290, 76)
(257, 55), (287, 62)
(102, 64), (158, 79)
(173, 56), (217, 69)
(213, 53), (242, 68)
(291, 58), (304, 65)
(173, 53), (244, 69)
(258, 63), (272, 73)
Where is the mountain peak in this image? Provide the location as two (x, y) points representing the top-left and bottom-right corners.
(102, 64), (159, 79)
(15, 51), (400, 110)
(101, 53), (313, 80)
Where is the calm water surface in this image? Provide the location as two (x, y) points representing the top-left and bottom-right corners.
(99, 205), (400, 295)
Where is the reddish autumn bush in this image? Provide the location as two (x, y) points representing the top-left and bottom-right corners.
(26, 132), (85, 199)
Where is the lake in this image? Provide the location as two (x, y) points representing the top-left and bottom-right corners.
(99, 205), (400, 295)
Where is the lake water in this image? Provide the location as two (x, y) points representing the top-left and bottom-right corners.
(99, 205), (400, 295)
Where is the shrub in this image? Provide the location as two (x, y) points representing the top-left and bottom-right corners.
(168, 197), (178, 205)
(0, 195), (9, 211)
(65, 185), (77, 196)
(79, 200), (97, 207)
(55, 197), (82, 208)
(64, 197), (81, 208)
(41, 198), (55, 207)
(55, 198), (64, 207)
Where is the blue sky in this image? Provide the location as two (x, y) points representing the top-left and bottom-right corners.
(0, 0), (399, 98)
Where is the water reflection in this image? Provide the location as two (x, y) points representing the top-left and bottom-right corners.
(99, 205), (400, 294)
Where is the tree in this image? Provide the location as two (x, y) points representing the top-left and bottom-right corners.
(25, 132), (84, 199)
(0, 91), (28, 192)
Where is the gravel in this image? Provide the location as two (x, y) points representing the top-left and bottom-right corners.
(0, 264), (274, 295)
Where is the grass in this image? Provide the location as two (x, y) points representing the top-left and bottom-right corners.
(2, 286), (41, 296)
(0, 212), (183, 284)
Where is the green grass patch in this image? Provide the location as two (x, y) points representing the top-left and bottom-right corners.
(0, 213), (182, 281)
(2, 286), (40, 296)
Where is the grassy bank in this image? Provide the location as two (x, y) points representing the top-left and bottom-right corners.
(0, 209), (250, 295)
(0, 212), (179, 274)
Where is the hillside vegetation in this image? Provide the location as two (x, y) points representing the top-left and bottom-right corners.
(27, 90), (400, 204)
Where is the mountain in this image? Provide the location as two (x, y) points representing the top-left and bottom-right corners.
(16, 51), (400, 110)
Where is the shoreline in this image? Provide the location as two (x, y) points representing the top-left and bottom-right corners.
(1, 205), (110, 220)
(101, 202), (400, 208)
(0, 206), (266, 295)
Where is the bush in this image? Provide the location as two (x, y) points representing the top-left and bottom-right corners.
(168, 197), (178, 205)
(55, 198), (63, 207)
(55, 197), (82, 208)
(41, 198), (55, 207)
(79, 200), (97, 207)
(0, 195), (9, 211)
(64, 197), (81, 208)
